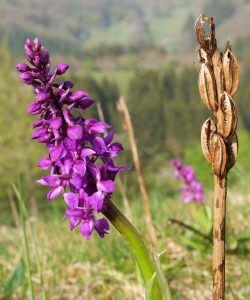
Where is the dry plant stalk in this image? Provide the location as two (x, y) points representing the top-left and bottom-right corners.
(117, 96), (157, 246)
(196, 15), (239, 300)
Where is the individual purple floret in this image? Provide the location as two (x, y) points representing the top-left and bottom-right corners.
(17, 38), (126, 239)
(171, 159), (204, 203)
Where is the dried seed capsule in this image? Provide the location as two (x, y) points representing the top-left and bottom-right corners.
(223, 47), (239, 97)
(217, 92), (237, 139)
(226, 133), (238, 170)
(195, 15), (216, 53)
(195, 15), (206, 49)
(201, 117), (216, 163)
(198, 63), (218, 111)
(198, 48), (209, 64)
(212, 49), (224, 98)
(210, 134), (227, 177)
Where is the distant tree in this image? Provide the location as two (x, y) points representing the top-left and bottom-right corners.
(128, 69), (165, 160)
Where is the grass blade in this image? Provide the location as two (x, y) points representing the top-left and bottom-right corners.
(12, 184), (34, 300)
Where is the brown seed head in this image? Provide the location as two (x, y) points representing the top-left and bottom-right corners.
(210, 134), (227, 177)
(198, 63), (218, 111)
(223, 46), (239, 97)
(201, 117), (217, 163)
(195, 14), (217, 54)
(216, 92), (237, 140)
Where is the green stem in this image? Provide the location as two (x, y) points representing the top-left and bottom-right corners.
(103, 199), (162, 299)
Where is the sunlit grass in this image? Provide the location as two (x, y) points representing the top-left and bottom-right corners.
(1, 183), (250, 299)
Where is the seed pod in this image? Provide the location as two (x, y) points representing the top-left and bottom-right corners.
(198, 48), (209, 64)
(210, 134), (227, 177)
(201, 117), (216, 163)
(226, 133), (238, 170)
(217, 92), (237, 139)
(198, 63), (218, 111)
(195, 15), (206, 49)
(223, 47), (239, 97)
(195, 15), (216, 53)
(212, 49), (224, 98)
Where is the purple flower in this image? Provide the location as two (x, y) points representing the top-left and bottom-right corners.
(171, 159), (204, 203)
(17, 38), (126, 239)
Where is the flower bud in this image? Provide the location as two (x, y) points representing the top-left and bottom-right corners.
(20, 72), (33, 84)
(33, 37), (41, 51)
(56, 64), (69, 75)
(70, 90), (88, 101)
(24, 44), (35, 60)
(16, 63), (30, 73)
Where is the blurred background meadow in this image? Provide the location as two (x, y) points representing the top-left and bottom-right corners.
(1, 0), (250, 299)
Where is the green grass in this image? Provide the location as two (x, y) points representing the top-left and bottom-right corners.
(148, 8), (190, 51)
(1, 180), (250, 299)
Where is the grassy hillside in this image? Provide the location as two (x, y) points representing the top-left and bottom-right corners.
(1, 0), (246, 57)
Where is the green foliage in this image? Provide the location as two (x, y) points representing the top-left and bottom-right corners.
(127, 63), (208, 162)
(203, 0), (236, 26)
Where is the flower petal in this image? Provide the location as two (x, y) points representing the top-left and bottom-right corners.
(50, 117), (62, 129)
(95, 218), (109, 238)
(89, 191), (104, 212)
(109, 142), (123, 157)
(80, 218), (95, 240)
(67, 125), (83, 140)
(32, 119), (43, 128)
(38, 157), (52, 169)
(78, 98), (94, 109)
(97, 180), (115, 193)
(73, 160), (86, 177)
(47, 186), (63, 201)
(40, 175), (61, 187)
(64, 192), (79, 209)
(28, 103), (41, 115)
(93, 137), (106, 154)
(70, 90), (88, 101)
(50, 143), (66, 162)
(89, 121), (111, 133)
(32, 127), (47, 139)
(104, 130), (116, 145)
(80, 148), (96, 159)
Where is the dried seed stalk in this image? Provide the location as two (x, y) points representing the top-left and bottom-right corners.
(117, 96), (157, 246)
(195, 14), (239, 300)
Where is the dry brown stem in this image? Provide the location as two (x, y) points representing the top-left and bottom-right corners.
(195, 14), (239, 300)
(117, 96), (157, 246)
(213, 175), (227, 299)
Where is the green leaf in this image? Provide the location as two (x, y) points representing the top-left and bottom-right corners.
(3, 263), (25, 296)
(145, 273), (157, 300)
(151, 248), (172, 300)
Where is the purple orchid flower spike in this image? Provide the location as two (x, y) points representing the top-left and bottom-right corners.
(17, 38), (126, 239)
(171, 159), (204, 203)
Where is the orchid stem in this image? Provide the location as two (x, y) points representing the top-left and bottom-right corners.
(103, 199), (163, 299)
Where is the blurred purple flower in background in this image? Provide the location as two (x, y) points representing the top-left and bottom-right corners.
(171, 159), (204, 203)
(17, 38), (126, 239)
